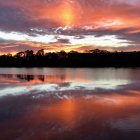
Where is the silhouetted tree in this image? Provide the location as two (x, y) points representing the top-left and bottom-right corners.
(7, 53), (12, 57)
(24, 50), (34, 59)
(69, 50), (78, 54)
(15, 51), (25, 58)
(58, 50), (67, 58)
(0, 49), (140, 67)
(87, 49), (109, 54)
(36, 49), (44, 56)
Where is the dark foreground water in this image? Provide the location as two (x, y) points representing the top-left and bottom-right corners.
(0, 68), (140, 140)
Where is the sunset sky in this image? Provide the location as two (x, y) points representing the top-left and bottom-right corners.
(0, 0), (140, 54)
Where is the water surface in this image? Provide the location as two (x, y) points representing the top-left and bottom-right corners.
(0, 68), (140, 140)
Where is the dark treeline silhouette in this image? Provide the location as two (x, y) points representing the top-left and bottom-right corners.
(0, 49), (140, 67)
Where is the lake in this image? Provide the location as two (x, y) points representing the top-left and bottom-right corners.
(0, 68), (140, 140)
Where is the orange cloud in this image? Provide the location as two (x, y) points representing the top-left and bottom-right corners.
(0, 0), (140, 53)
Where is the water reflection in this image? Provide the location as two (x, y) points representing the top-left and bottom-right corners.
(0, 68), (140, 140)
(0, 68), (133, 97)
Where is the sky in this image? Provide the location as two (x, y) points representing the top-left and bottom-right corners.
(0, 0), (140, 54)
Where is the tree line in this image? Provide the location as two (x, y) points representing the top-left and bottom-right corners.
(0, 49), (140, 67)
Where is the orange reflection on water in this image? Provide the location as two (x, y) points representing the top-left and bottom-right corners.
(1, 90), (140, 140)
(0, 73), (94, 86)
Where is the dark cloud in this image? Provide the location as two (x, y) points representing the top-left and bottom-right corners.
(0, 4), (59, 34)
(56, 39), (70, 44)
(0, 5), (32, 33)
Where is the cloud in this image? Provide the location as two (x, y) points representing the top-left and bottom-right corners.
(0, 0), (140, 53)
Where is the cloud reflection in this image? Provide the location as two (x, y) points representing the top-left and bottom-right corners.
(0, 68), (140, 139)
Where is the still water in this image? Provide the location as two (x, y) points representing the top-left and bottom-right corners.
(0, 68), (140, 140)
